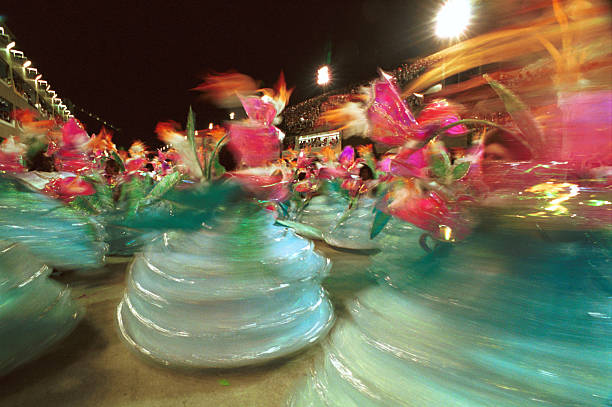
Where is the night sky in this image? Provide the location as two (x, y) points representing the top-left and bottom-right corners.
(3, 1), (457, 148)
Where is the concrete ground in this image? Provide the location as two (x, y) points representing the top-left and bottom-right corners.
(0, 243), (375, 407)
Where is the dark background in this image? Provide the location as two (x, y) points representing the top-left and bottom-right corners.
(2, 0), (493, 148)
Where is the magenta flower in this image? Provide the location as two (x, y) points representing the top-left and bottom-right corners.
(225, 88), (288, 168)
(316, 146), (371, 197)
(367, 72), (467, 146)
(389, 147), (428, 179)
(54, 119), (95, 174)
(338, 145), (355, 166)
(227, 122), (280, 167)
(368, 74), (418, 146)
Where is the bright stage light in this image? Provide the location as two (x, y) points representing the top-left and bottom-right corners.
(317, 65), (330, 86)
(435, 0), (472, 39)
(23, 60), (31, 68)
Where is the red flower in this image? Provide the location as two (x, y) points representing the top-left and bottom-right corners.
(386, 184), (470, 241)
(0, 137), (27, 173)
(43, 176), (96, 203)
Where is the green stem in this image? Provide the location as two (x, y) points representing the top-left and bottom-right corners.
(431, 118), (535, 156)
(296, 195), (313, 219)
(206, 134), (228, 180)
(432, 119), (514, 137)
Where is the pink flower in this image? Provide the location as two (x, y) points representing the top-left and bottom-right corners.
(61, 119), (90, 149)
(229, 168), (289, 202)
(542, 91), (612, 171)
(389, 147), (428, 179)
(240, 96), (277, 126)
(415, 99), (467, 139)
(377, 157), (393, 173)
(227, 122), (280, 167)
(368, 74), (418, 146)
(367, 72), (467, 146)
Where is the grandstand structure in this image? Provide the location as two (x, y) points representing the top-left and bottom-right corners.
(1, 24), (74, 139)
(279, 58), (433, 151)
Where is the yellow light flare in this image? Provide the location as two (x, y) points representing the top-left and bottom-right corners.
(526, 182), (580, 215)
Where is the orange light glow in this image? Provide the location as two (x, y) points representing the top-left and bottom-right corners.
(259, 71), (294, 114)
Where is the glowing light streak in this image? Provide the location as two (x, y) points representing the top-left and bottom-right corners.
(585, 200), (611, 207)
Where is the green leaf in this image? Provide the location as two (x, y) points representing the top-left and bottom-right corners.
(213, 158), (226, 177)
(206, 134), (228, 180)
(25, 139), (47, 161)
(186, 106), (204, 177)
(80, 173), (115, 211)
(370, 208), (391, 239)
(277, 201), (290, 218)
(86, 194), (107, 213)
(430, 152), (451, 178)
(484, 74), (542, 155)
(275, 219), (324, 241)
(452, 162), (471, 180)
(332, 205), (355, 230)
(218, 379), (230, 386)
(69, 195), (97, 214)
(145, 171), (182, 201)
(365, 157), (377, 177)
(0, 177), (105, 268)
(95, 184), (115, 210)
(186, 106), (196, 147)
(124, 177), (146, 215)
(111, 151), (126, 172)
(115, 181), (247, 231)
(324, 179), (350, 202)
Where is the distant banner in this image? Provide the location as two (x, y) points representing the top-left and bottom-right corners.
(296, 130), (341, 152)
